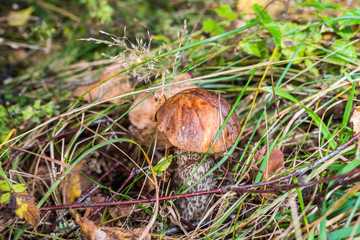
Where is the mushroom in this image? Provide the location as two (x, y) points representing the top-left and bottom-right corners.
(155, 88), (240, 221)
(128, 73), (196, 149)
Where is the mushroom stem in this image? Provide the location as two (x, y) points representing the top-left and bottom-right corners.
(173, 149), (215, 221)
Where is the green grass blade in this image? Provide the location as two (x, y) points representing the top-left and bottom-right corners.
(264, 87), (337, 149)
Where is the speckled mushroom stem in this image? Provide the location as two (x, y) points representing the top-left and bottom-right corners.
(173, 149), (215, 222)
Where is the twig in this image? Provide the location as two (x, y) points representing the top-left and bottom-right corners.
(45, 162), (122, 234)
(40, 132), (360, 212)
(39, 165), (360, 212)
(62, 168), (138, 238)
(238, 132), (360, 189)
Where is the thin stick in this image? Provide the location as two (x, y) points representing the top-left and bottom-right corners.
(40, 165), (360, 212)
(45, 162), (122, 234)
(41, 132), (360, 212)
(62, 168), (138, 238)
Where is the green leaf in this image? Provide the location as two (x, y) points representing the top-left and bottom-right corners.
(0, 180), (11, 191)
(0, 165), (9, 182)
(33, 100), (41, 109)
(0, 192), (10, 203)
(215, 5), (237, 20)
(301, 0), (343, 11)
(334, 26), (357, 40)
(338, 8), (360, 29)
(330, 39), (358, 63)
(203, 19), (217, 33)
(264, 87), (337, 149)
(22, 106), (34, 121)
(152, 35), (172, 44)
(13, 183), (27, 193)
(304, 59), (320, 77)
(253, 4), (272, 23)
(241, 38), (267, 57)
(202, 19), (225, 36)
(329, 225), (360, 240)
(147, 155), (173, 177)
(265, 23), (282, 47)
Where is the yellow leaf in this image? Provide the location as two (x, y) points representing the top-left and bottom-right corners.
(15, 197), (27, 218)
(7, 6), (35, 26)
(64, 174), (82, 204)
(15, 192), (40, 227)
(62, 159), (84, 204)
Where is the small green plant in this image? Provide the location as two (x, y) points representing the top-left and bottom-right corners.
(78, 0), (114, 23)
(203, 4), (238, 36)
(0, 100), (59, 142)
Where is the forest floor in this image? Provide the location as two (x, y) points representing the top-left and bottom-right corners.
(1, 1), (360, 239)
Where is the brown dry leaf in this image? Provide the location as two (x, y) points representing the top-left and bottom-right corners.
(73, 211), (98, 239)
(109, 205), (134, 220)
(74, 62), (133, 103)
(62, 159), (85, 204)
(14, 192), (40, 227)
(74, 211), (150, 240)
(254, 148), (267, 162)
(236, 0), (288, 19)
(129, 92), (158, 130)
(226, 19), (246, 32)
(83, 196), (106, 223)
(262, 147), (284, 180)
(351, 107), (360, 134)
(99, 227), (150, 240)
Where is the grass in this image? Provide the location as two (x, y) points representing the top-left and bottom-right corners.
(1, 1), (360, 239)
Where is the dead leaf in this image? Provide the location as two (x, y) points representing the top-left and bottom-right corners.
(99, 227), (150, 240)
(256, 147), (284, 181)
(226, 19), (246, 32)
(14, 192), (40, 227)
(83, 196), (106, 222)
(109, 205), (134, 220)
(129, 92), (158, 130)
(0, 180), (39, 227)
(62, 159), (84, 204)
(351, 107), (360, 134)
(74, 62), (133, 103)
(73, 211), (150, 240)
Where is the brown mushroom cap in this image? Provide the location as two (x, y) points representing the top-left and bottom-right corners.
(156, 88), (240, 153)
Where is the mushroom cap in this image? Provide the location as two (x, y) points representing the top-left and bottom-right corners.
(155, 88), (240, 153)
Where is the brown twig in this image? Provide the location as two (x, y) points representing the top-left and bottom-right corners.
(45, 162), (122, 234)
(39, 165), (360, 212)
(61, 168), (139, 238)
